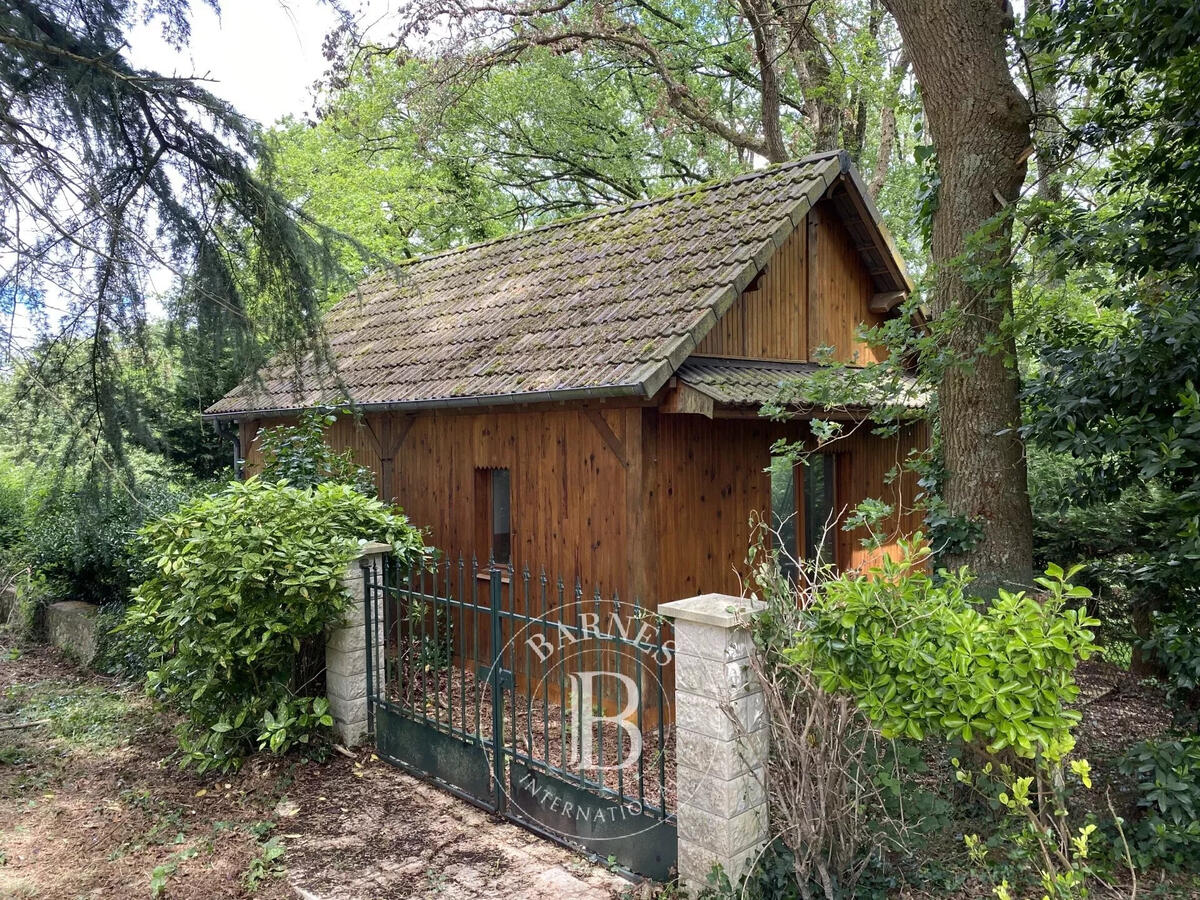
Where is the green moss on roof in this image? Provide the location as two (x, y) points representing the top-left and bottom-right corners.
(206, 152), (880, 416)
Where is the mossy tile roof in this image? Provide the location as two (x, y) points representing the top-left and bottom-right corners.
(206, 150), (908, 418)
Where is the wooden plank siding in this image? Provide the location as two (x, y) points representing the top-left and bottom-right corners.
(694, 200), (888, 364)
(648, 414), (927, 605)
(834, 421), (929, 570)
(243, 406), (639, 594)
(810, 201), (890, 364)
(241, 408), (926, 604)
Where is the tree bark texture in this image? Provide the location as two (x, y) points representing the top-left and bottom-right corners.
(883, 0), (1035, 590)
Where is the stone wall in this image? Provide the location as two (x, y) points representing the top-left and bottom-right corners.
(46, 600), (100, 665)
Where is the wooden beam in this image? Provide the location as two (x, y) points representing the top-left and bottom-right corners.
(830, 174), (913, 294)
(659, 382), (714, 419)
(584, 409), (629, 469)
(362, 415), (385, 458)
(625, 408), (650, 605)
(386, 414), (417, 458)
(806, 207), (819, 359)
(377, 413), (416, 503)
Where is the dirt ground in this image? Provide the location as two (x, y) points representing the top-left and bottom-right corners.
(0, 646), (633, 900)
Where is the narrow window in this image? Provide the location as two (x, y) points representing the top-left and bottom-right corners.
(771, 452), (838, 581)
(803, 455), (837, 568)
(769, 455), (799, 584)
(490, 467), (511, 565)
(476, 467), (512, 565)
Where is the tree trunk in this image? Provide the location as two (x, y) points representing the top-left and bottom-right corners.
(1026, 0), (1064, 202)
(883, 0), (1035, 591)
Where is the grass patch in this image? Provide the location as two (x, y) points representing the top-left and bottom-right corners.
(0, 678), (151, 751)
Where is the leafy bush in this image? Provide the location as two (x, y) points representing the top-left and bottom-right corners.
(733, 525), (945, 900)
(123, 477), (424, 772)
(1142, 608), (1200, 728)
(23, 473), (200, 606)
(256, 409), (375, 495)
(953, 757), (1107, 900)
(92, 601), (159, 679)
(791, 539), (1099, 761)
(0, 459), (26, 551)
(1117, 736), (1200, 872)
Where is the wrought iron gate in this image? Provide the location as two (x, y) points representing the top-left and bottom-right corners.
(362, 553), (678, 880)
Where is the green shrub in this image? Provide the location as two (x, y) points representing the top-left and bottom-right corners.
(123, 477), (424, 772)
(791, 539), (1099, 761)
(0, 458), (26, 551)
(1117, 736), (1200, 871)
(1142, 608), (1200, 728)
(24, 475), (199, 605)
(92, 601), (159, 679)
(256, 409), (375, 495)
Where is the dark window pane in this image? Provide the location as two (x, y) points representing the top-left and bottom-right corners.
(769, 455), (798, 583)
(491, 467), (511, 564)
(804, 455), (837, 567)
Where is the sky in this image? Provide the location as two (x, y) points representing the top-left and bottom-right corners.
(127, 1), (396, 128)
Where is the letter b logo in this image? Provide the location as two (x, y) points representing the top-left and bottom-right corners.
(567, 672), (642, 771)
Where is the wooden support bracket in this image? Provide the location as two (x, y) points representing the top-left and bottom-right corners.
(584, 409), (629, 469)
(870, 290), (907, 314)
(659, 381), (714, 419)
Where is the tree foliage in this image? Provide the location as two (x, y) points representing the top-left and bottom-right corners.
(369, 0), (916, 196)
(0, 0), (359, 467)
(2, 323), (240, 480)
(257, 409), (376, 496)
(1019, 0), (1200, 659)
(271, 49), (743, 258)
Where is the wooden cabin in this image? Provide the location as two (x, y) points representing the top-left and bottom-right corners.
(205, 150), (927, 607)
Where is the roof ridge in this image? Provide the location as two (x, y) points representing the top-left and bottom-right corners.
(377, 151), (846, 271)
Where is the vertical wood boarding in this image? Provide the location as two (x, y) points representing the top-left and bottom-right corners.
(809, 199), (889, 364)
(240, 407), (927, 603)
(692, 201), (889, 365)
(695, 220), (808, 360)
(649, 414), (928, 604)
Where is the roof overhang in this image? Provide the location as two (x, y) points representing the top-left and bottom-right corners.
(201, 380), (650, 423)
(825, 153), (915, 304)
(671, 355), (926, 415)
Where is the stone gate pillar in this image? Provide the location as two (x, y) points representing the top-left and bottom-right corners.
(658, 593), (769, 893)
(325, 541), (391, 746)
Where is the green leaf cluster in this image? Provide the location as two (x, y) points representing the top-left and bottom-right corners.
(1018, 0), (1200, 658)
(256, 410), (376, 495)
(1142, 607), (1200, 728)
(790, 541), (1099, 761)
(1117, 736), (1200, 871)
(122, 477), (425, 772)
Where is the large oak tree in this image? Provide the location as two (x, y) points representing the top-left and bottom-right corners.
(883, 0), (1035, 589)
